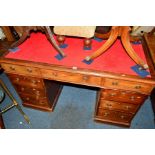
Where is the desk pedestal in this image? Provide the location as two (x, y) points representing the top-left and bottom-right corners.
(95, 88), (147, 127)
(7, 73), (62, 112)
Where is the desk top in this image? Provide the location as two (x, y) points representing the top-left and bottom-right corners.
(5, 32), (149, 77)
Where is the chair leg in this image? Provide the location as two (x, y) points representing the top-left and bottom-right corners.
(57, 35), (66, 46)
(83, 38), (92, 49)
(11, 27), (31, 48)
(121, 26), (148, 69)
(85, 26), (119, 61)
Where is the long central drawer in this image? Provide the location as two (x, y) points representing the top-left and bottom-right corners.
(40, 68), (102, 87)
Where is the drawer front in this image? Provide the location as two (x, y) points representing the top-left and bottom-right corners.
(20, 93), (49, 106)
(41, 69), (102, 87)
(100, 89), (147, 104)
(98, 99), (140, 114)
(103, 78), (153, 94)
(96, 108), (133, 124)
(8, 74), (44, 89)
(2, 63), (40, 76)
(14, 84), (46, 97)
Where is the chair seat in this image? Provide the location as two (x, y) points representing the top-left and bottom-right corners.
(53, 26), (96, 38)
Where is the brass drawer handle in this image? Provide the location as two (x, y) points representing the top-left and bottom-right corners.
(130, 96), (135, 101)
(40, 101), (44, 105)
(112, 81), (118, 86)
(121, 91), (126, 95)
(32, 80), (36, 84)
(135, 85), (142, 89)
(110, 93), (116, 97)
(103, 112), (108, 117)
(26, 97), (30, 101)
(27, 68), (32, 73)
(21, 87), (25, 91)
(10, 66), (15, 71)
(125, 105), (130, 110)
(106, 103), (112, 108)
(36, 95), (39, 99)
(120, 115), (125, 119)
(36, 91), (40, 95)
(16, 78), (19, 82)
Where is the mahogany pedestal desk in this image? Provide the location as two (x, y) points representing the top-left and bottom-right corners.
(0, 32), (155, 127)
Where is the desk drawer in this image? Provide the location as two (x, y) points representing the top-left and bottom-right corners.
(100, 89), (147, 104)
(103, 78), (153, 94)
(14, 84), (46, 97)
(20, 93), (49, 106)
(8, 74), (44, 89)
(2, 63), (40, 76)
(95, 109), (133, 126)
(98, 99), (140, 114)
(41, 69), (102, 87)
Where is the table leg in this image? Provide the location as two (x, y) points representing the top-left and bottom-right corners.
(121, 27), (148, 69)
(85, 26), (119, 61)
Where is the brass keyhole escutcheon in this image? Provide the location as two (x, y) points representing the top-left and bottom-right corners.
(10, 66), (15, 70)
(112, 81), (118, 86)
(135, 85), (141, 89)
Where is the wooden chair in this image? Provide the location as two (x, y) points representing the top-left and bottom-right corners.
(53, 26), (96, 49)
